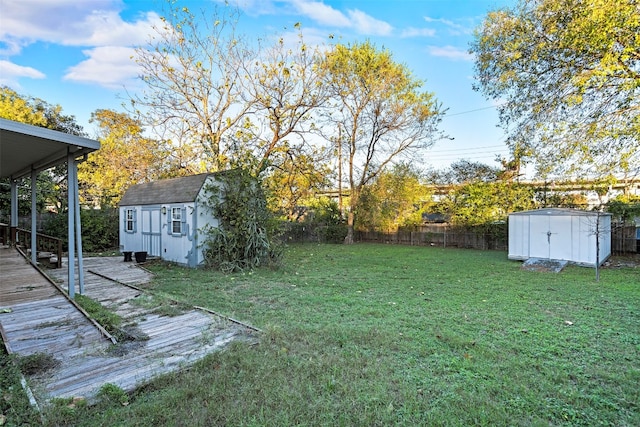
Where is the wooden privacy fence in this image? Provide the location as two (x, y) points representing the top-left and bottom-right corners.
(355, 224), (639, 254)
(280, 222), (639, 254)
(611, 224), (639, 254)
(356, 226), (507, 251)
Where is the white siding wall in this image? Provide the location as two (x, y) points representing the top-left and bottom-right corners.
(572, 215), (591, 265)
(571, 214), (612, 266)
(599, 215), (612, 264)
(119, 206), (142, 252)
(161, 202), (195, 265)
(508, 214), (530, 260)
(508, 210), (611, 267)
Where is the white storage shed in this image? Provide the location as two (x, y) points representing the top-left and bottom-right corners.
(508, 208), (611, 267)
(119, 173), (219, 267)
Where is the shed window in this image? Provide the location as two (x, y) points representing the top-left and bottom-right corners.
(125, 209), (136, 233)
(171, 207), (182, 234)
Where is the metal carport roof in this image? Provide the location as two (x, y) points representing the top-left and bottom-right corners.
(1, 117), (100, 298)
(0, 118), (100, 179)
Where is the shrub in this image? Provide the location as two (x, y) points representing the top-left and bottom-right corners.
(42, 207), (119, 252)
(201, 169), (282, 272)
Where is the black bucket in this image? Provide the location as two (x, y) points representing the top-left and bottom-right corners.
(134, 251), (147, 263)
(123, 251), (133, 262)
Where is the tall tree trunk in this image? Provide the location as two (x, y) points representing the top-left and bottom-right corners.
(344, 211), (355, 244)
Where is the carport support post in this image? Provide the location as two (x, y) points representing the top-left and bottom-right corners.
(31, 169), (37, 264)
(67, 152), (76, 299)
(10, 179), (18, 244)
(73, 159), (85, 295)
(595, 213), (600, 282)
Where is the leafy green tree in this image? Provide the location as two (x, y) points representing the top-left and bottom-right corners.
(319, 41), (445, 243)
(438, 181), (536, 227)
(0, 87), (85, 138)
(535, 190), (588, 209)
(304, 197), (343, 226)
(607, 195), (640, 222)
(132, 2), (330, 212)
(358, 163), (432, 231)
(0, 86), (47, 126)
(264, 150), (331, 220)
(238, 27), (332, 215)
(299, 196), (347, 243)
(77, 110), (168, 207)
(42, 208), (119, 252)
(426, 159), (500, 185)
(471, 0), (640, 177)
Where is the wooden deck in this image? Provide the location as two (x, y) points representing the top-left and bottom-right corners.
(0, 248), (256, 404)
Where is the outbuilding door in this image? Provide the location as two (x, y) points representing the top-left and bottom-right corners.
(141, 208), (162, 257)
(529, 215), (572, 260)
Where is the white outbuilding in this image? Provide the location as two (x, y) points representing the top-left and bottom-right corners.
(119, 173), (220, 267)
(508, 208), (611, 267)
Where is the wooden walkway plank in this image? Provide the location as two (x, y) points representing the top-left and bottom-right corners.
(2, 249), (255, 404)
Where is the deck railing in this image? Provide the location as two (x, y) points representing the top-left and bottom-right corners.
(2, 225), (63, 268)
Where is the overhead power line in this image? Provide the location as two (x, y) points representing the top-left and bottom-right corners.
(426, 154), (507, 162)
(442, 103), (506, 118)
(428, 144), (506, 154)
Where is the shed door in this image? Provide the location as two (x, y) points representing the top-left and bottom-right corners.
(529, 215), (572, 260)
(141, 208), (162, 257)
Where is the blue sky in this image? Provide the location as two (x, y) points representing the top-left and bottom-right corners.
(0, 0), (515, 171)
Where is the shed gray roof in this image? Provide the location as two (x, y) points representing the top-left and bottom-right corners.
(509, 208), (611, 217)
(119, 173), (215, 206)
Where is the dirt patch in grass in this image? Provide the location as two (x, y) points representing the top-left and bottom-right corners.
(17, 352), (60, 376)
(603, 254), (640, 269)
(521, 258), (568, 272)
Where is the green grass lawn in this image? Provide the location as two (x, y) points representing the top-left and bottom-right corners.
(6, 244), (640, 426)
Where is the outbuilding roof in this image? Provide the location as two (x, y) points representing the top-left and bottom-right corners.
(119, 173), (215, 206)
(509, 208), (611, 217)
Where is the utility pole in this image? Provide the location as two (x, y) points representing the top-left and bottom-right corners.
(338, 124), (343, 216)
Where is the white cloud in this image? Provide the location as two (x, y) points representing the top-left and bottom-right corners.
(64, 11), (163, 47)
(0, 1), (160, 50)
(1, 0), (114, 47)
(347, 9), (392, 36)
(64, 46), (140, 89)
(222, 0), (279, 16)
(427, 45), (473, 61)
(423, 15), (473, 36)
(0, 60), (46, 85)
(234, 0), (392, 36)
(400, 27), (436, 38)
(288, 1), (392, 36)
(290, 0), (351, 27)
(0, 38), (25, 56)
(0, 1), (161, 90)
